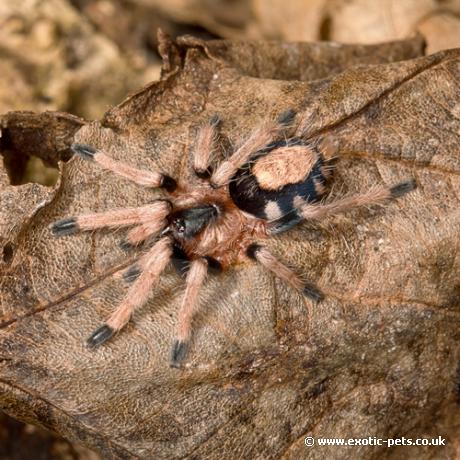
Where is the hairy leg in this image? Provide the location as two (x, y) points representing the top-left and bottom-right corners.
(193, 115), (220, 179)
(122, 220), (167, 248)
(71, 143), (176, 191)
(170, 258), (208, 367)
(246, 244), (323, 302)
(52, 200), (171, 236)
(210, 110), (295, 188)
(297, 180), (416, 221)
(87, 237), (173, 347)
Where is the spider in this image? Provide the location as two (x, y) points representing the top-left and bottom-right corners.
(51, 110), (415, 367)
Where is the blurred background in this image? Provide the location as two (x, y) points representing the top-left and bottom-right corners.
(1, 0), (460, 458)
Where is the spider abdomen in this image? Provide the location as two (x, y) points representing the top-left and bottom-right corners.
(229, 138), (331, 232)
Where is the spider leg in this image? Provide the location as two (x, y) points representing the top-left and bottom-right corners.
(193, 115), (220, 179)
(297, 180), (416, 222)
(71, 143), (177, 191)
(210, 110), (295, 188)
(121, 219), (168, 249)
(87, 237), (173, 347)
(52, 200), (171, 236)
(121, 236), (171, 283)
(246, 244), (323, 302)
(170, 258), (208, 367)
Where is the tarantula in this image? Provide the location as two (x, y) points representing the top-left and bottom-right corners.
(52, 110), (415, 367)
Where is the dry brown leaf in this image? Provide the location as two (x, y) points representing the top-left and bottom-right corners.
(1, 35), (459, 459)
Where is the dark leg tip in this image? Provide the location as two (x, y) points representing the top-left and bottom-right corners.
(172, 245), (190, 278)
(278, 109), (297, 126)
(204, 256), (222, 275)
(268, 212), (303, 235)
(209, 114), (221, 127)
(390, 179), (417, 198)
(119, 239), (134, 251)
(246, 243), (262, 260)
(303, 284), (324, 303)
(170, 340), (189, 368)
(87, 325), (114, 348)
(161, 175), (177, 192)
(123, 265), (141, 283)
(71, 143), (97, 160)
(51, 218), (78, 236)
(194, 168), (212, 179)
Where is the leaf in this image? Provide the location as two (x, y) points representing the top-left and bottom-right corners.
(1, 35), (459, 459)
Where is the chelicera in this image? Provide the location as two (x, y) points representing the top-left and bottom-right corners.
(52, 110), (415, 367)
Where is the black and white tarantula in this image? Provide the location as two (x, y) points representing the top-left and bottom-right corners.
(52, 110), (415, 367)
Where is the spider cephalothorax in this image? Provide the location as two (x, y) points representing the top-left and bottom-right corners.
(52, 110), (415, 367)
